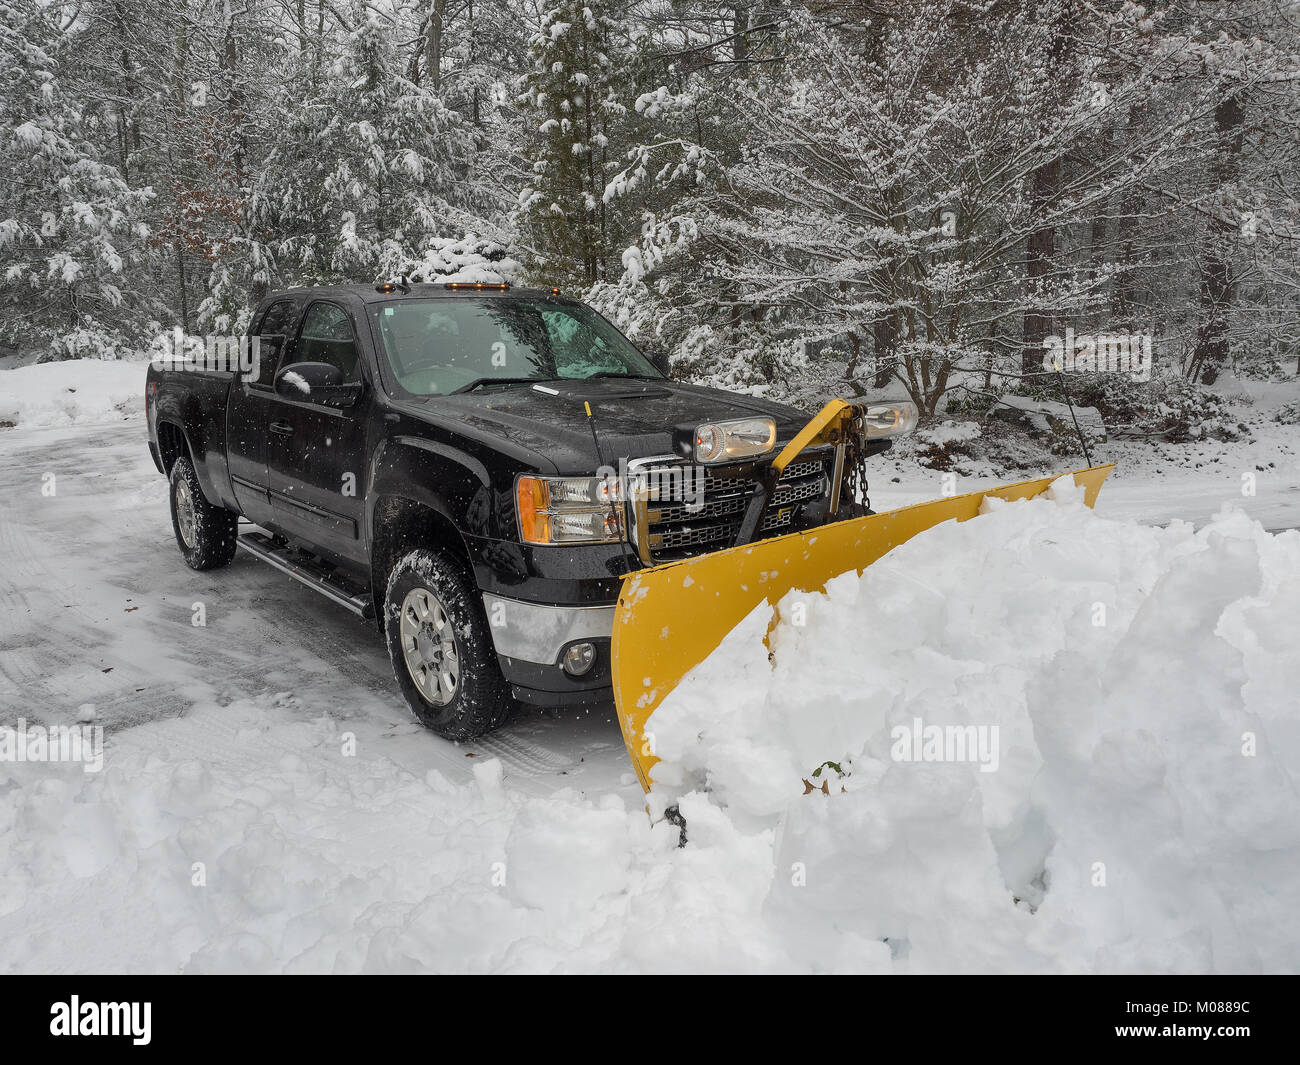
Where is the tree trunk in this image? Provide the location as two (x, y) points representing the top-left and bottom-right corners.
(177, 249), (189, 333)
(732, 5), (749, 64)
(1111, 180), (1143, 328)
(1023, 156), (1059, 374)
(871, 312), (896, 389)
(1021, 0), (1075, 375)
(425, 0), (445, 90)
(1191, 91), (1244, 385)
(469, 0), (480, 124)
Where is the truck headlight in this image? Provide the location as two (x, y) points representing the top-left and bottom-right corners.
(517, 475), (624, 545)
(860, 401), (919, 439)
(692, 417), (777, 463)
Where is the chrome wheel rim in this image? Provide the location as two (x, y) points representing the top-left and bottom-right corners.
(399, 587), (460, 706)
(175, 478), (197, 548)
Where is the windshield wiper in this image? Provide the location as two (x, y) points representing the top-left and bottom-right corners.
(585, 371), (660, 380)
(451, 376), (549, 394)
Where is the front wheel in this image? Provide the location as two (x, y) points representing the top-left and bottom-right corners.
(384, 548), (512, 741)
(169, 455), (238, 570)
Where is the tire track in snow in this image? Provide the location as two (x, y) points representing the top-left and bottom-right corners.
(0, 421), (639, 800)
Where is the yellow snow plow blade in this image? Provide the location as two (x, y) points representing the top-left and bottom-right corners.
(611, 463), (1116, 793)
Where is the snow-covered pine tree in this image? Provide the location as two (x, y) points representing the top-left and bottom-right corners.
(203, 5), (474, 319)
(519, 0), (626, 285)
(0, 0), (151, 357)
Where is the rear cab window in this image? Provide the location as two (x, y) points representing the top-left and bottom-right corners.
(250, 299), (300, 387)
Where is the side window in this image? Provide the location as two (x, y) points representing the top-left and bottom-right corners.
(296, 303), (360, 383)
(251, 300), (298, 387)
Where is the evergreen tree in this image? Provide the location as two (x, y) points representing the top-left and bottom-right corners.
(0, 0), (150, 355)
(202, 4), (480, 328)
(519, 0), (626, 284)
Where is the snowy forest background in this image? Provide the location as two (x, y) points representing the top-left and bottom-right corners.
(3, 0), (1300, 436)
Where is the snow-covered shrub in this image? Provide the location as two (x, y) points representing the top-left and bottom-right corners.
(943, 390), (1000, 420)
(1033, 373), (1244, 442)
(911, 420), (983, 471)
(1273, 401), (1300, 426)
(41, 326), (136, 363)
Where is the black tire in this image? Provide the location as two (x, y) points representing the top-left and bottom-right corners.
(384, 548), (513, 741)
(169, 455), (238, 571)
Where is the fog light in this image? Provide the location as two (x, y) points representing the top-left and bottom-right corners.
(561, 641), (597, 677)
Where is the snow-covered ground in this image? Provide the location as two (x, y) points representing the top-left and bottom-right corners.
(874, 374), (1300, 533)
(1, 360), (1298, 972)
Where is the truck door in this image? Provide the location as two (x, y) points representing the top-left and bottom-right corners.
(266, 299), (370, 566)
(227, 297), (301, 528)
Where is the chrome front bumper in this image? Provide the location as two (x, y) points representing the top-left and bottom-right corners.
(481, 593), (615, 666)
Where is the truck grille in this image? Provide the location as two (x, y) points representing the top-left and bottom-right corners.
(634, 450), (830, 563)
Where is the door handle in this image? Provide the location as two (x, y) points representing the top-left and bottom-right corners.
(270, 421), (294, 436)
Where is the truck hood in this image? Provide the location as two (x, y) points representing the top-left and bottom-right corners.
(402, 377), (812, 474)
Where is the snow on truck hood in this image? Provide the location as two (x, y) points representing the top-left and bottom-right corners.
(3, 482), (1297, 973)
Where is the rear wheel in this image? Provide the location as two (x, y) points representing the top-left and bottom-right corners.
(169, 455), (238, 570)
(384, 548), (512, 741)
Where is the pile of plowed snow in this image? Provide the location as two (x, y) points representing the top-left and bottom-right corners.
(0, 358), (148, 429)
(2, 483), (1297, 972)
(650, 480), (1300, 972)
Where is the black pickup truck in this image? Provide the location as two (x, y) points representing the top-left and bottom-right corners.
(146, 282), (911, 740)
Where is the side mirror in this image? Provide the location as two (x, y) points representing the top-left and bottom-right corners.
(275, 361), (362, 407)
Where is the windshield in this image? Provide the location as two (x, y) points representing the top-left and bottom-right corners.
(369, 297), (660, 396)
